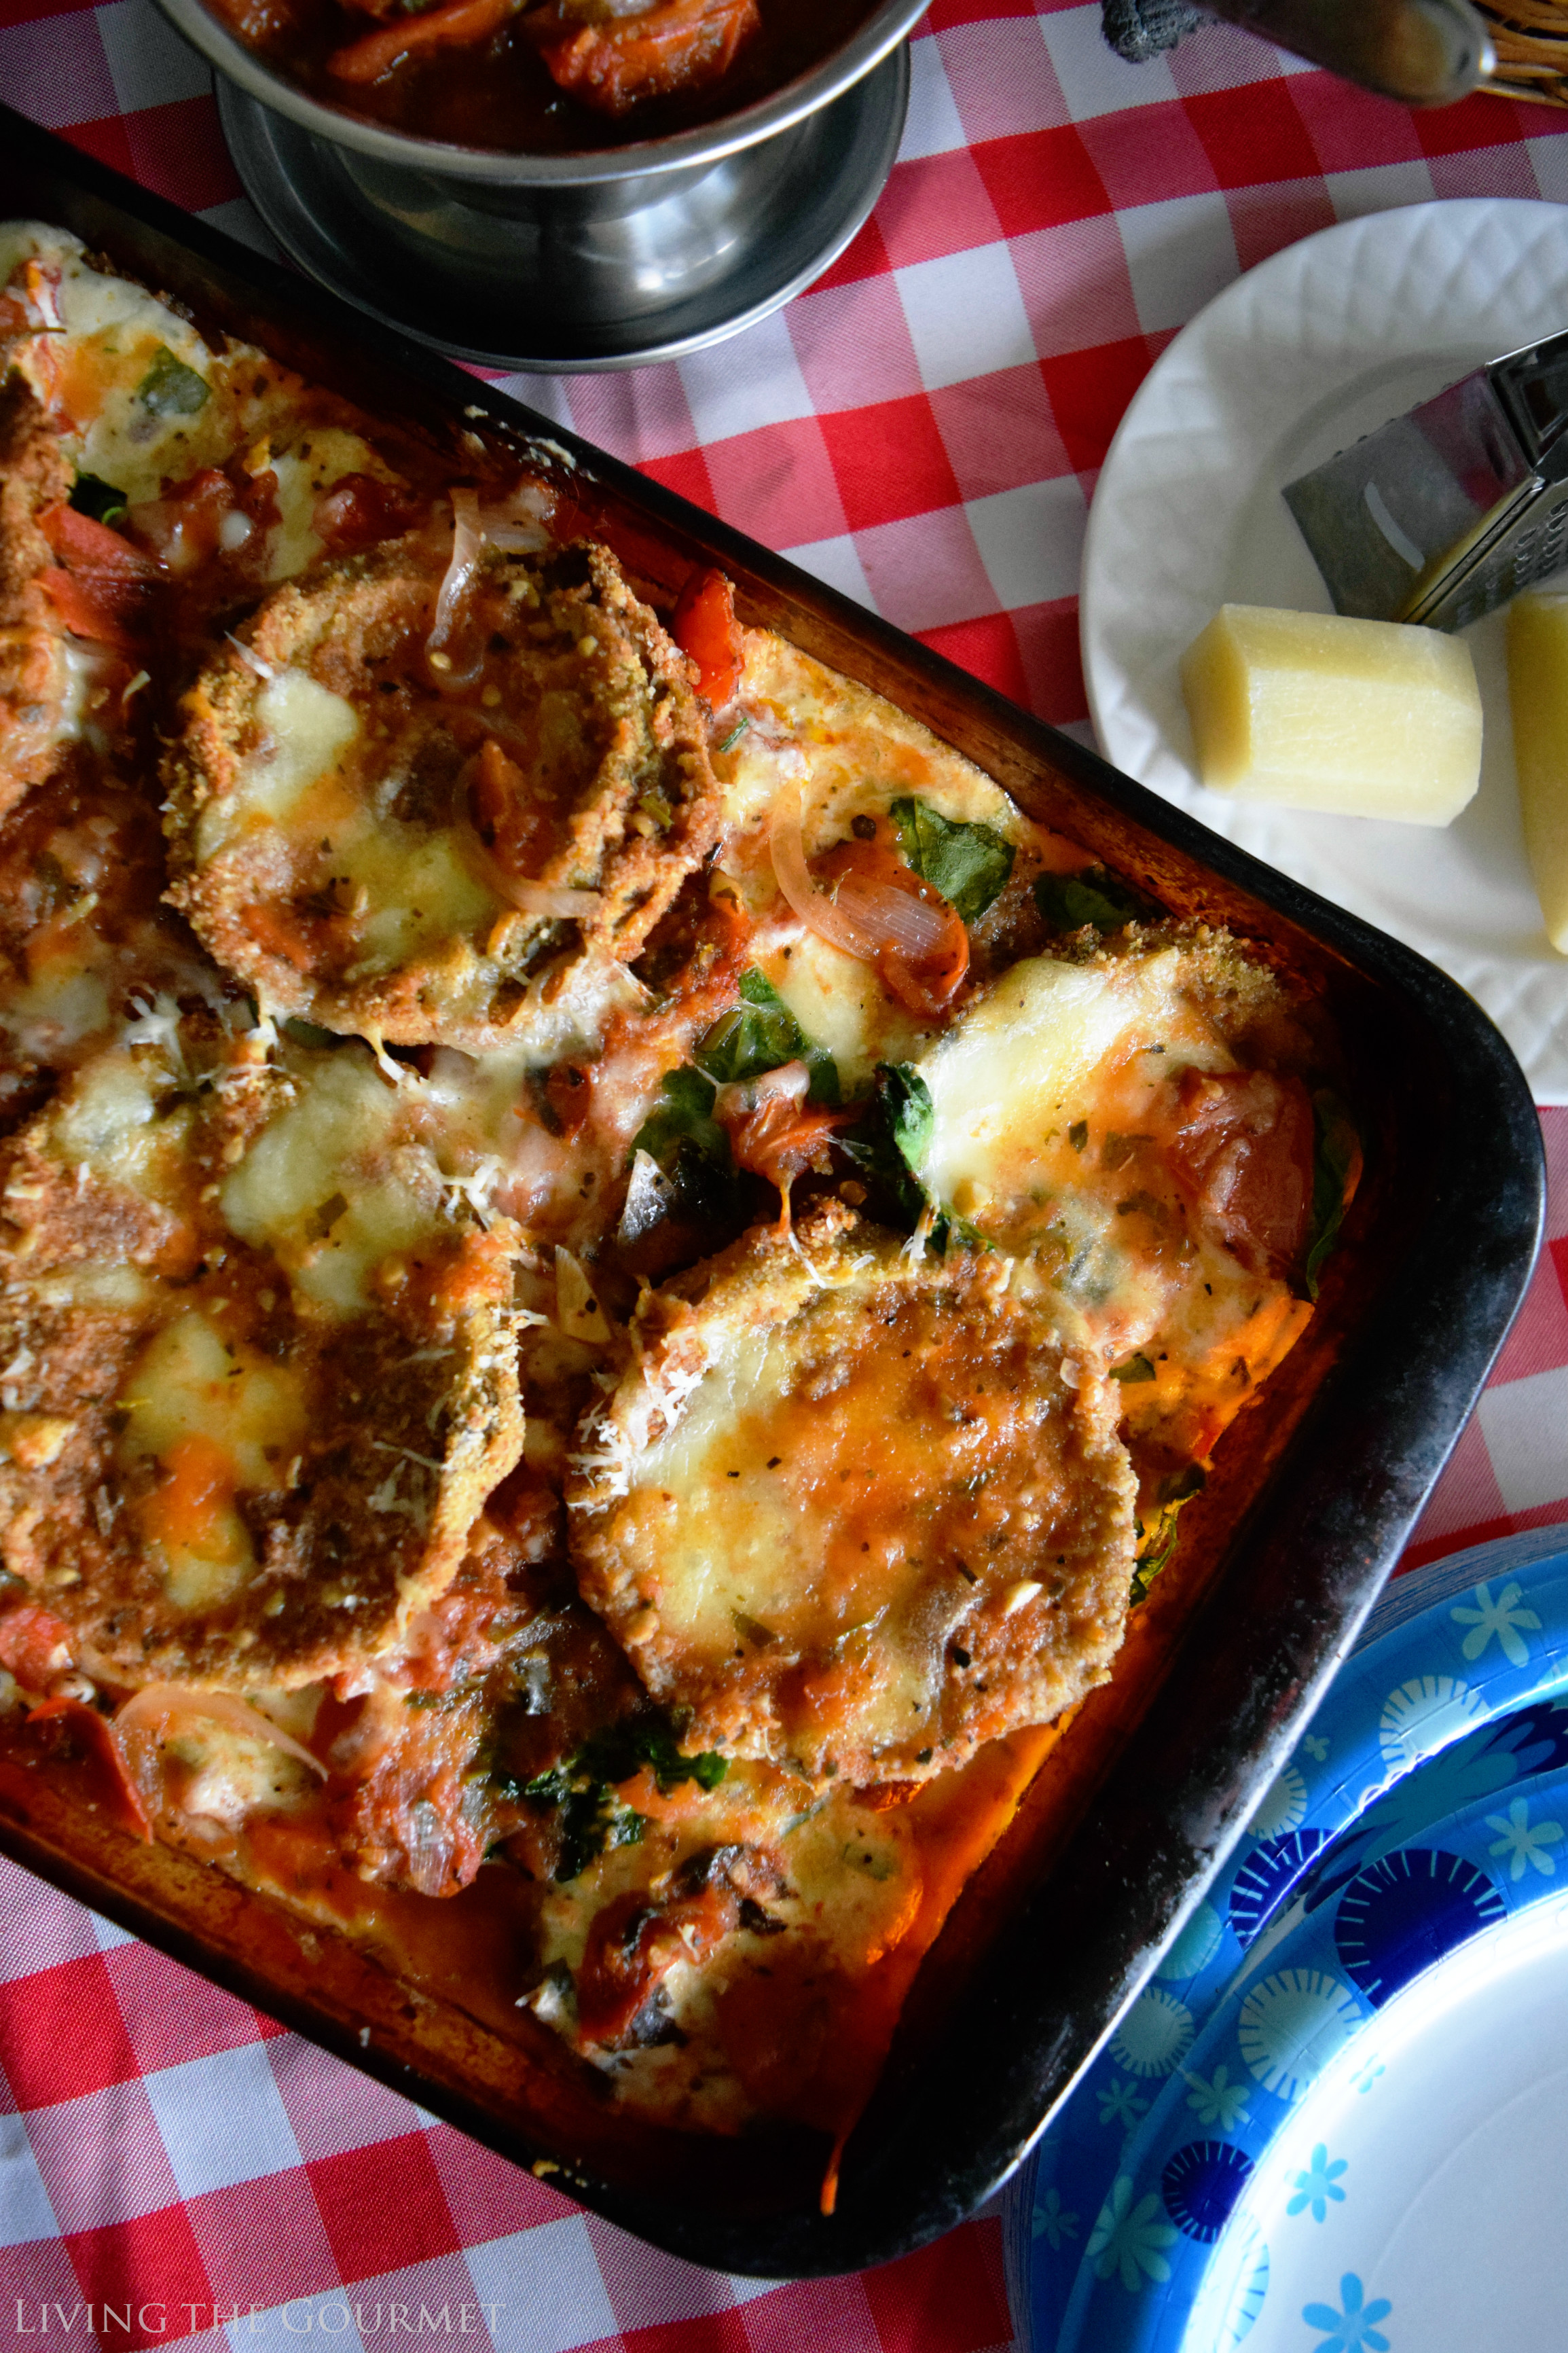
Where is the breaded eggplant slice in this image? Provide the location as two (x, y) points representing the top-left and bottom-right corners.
(0, 1020), (522, 1689)
(903, 933), (1321, 1469)
(0, 378), (74, 814)
(162, 535), (723, 1052)
(568, 1202), (1136, 1784)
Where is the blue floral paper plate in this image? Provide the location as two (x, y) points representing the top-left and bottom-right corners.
(1008, 1524), (1568, 2352)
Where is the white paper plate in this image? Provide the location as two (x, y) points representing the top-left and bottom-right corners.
(1191, 1888), (1568, 2353)
(1008, 1527), (1568, 2352)
(1080, 198), (1568, 1104)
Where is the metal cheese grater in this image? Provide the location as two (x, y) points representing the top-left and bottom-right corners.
(1282, 329), (1568, 632)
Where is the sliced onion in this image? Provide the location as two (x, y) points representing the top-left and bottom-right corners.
(714, 1059), (809, 1124)
(403, 1799), (456, 1898)
(769, 779), (879, 960)
(835, 874), (952, 958)
(750, 1058), (812, 1106)
(769, 780), (957, 965)
(480, 522), (543, 553)
(116, 1683), (328, 1778)
(477, 478), (553, 554)
(505, 881), (605, 918)
(457, 820), (603, 923)
(428, 487), (484, 685)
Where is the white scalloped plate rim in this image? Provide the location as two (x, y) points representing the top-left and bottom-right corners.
(1080, 198), (1568, 1104)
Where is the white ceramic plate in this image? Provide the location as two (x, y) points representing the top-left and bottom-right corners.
(1080, 198), (1568, 1104)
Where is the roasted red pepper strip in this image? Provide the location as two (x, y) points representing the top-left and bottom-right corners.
(1156, 1067), (1317, 1279)
(26, 1697), (154, 1842)
(576, 1880), (738, 2047)
(37, 502), (158, 579)
(670, 565), (744, 708)
(39, 569), (149, 651)
(717, 1089), (853, 1198)
(37, 499), (161, 649)
(0, 1604), (78, 1691)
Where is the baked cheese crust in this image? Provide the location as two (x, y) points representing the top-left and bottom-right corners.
(568, 1201), (1136, 1782)
(163, 537), (723, 1053)
(909, 935), (1317, 1473)
(0, 225), (1356, 2144)
(0, 1019), (522, 1687)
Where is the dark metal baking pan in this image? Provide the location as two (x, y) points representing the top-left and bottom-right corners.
(0, 101), (1545, 2281)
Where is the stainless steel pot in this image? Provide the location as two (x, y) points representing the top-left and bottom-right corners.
(153, 0), (924, 368)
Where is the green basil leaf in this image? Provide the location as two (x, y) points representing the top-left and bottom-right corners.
(1034, 867), (1150, 935)
(1110, 1352), (1156, 1384)
(630, 1065), (729, 1173)
(890, 796), (1015, 924)
(882, 1060), (933, 1175)
(692, 971), (842, 1106)
(1305, 1088), (1360, 1300)
(520, 1714), (727, 1881)
(839, 1062), (934, 1229)
(136, 346), (211, 418)
(69, 472), (129, 526)
(555, 1790), (646, 1884)
(695, 969), (805, 1084)
(803, 1047), (843, 1109)
(1130, 1465), (1206, 1603)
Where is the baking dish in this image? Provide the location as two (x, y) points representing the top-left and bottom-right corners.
(0, 100), (1544, 2279)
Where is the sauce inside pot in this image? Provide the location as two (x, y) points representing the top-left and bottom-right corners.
(206, 0), (879, 154)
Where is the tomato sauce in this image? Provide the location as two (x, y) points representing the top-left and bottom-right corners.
(206, 0), (877, 156)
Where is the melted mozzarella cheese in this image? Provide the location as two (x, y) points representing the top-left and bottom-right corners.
(0, 963), (111, 1067)
(196, 670), (498, 974)
(26, 1265), (153, 1314)
(263, 429), (390, 582)
(49, 1048), (194, 1210)
(915, 951), (1230, 1223)
(197, 672), (361, 861)
(118, 1310), (308, 1609)
(5, 228), (232, 504)
(221, 1049), (447, 1317)
(341, 825), (495, 977)
(120, 1310), (305, 1492)
(755, 931), (926, 1092)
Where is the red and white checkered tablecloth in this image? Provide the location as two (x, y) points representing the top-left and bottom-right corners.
(2, 5), (1568, 2346)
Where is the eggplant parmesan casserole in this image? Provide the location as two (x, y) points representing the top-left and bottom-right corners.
(0, 223), (1360, 2196)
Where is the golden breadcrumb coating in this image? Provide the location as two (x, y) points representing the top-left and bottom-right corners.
(568, 1201), (1136, 1783)
(162, 535), (723, 1054)
(0, 378), (73, 815)
(0, 1022), (522, 1689)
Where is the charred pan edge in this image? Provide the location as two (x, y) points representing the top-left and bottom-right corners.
(0, 105), (1546, 2279)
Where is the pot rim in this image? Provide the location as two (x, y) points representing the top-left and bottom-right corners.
(153, 0), (929, 184)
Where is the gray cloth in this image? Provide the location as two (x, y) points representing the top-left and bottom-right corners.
(1101, 0), (1205, 62)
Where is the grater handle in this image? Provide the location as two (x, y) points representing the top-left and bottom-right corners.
(1194, 0), (1492, 107)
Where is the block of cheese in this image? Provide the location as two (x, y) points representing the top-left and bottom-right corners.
(1180, 603), (1482, 824)
(1506, 590), (1568, 955)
